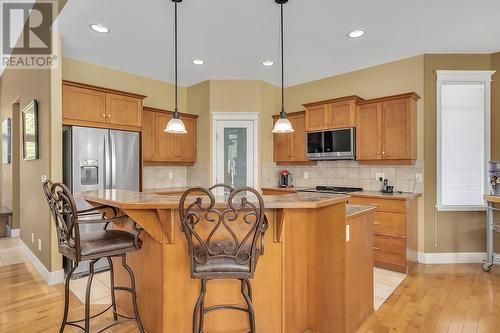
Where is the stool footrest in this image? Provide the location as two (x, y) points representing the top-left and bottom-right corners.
(204, 304), (250, 314)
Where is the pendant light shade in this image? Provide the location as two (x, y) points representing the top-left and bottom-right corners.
(165, 0), (187, 134)
(272, 0), (294, 134)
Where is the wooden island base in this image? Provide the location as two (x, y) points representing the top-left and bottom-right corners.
(82, 190), (374, 333)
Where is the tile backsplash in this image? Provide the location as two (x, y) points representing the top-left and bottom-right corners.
(262, 160), (424, 194)
(143, 166), (188, 189)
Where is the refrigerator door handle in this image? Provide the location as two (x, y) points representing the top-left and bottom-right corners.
(104, 133), (111, 189)
(111, 132), (117, 189)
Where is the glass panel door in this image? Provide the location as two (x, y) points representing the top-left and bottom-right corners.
(215, 120), (255, 192)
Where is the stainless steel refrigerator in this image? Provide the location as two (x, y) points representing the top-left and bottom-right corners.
(63, 126), (140, 277)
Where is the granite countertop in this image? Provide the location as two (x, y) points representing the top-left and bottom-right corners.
(484, 194), (500, 203)
(346, 204), (376, 218)
(261, 187), (422, 200)
(143, 187), (191, 195)
(79, 189), (349, 210)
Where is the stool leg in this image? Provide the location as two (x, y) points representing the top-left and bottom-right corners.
(241, 279), (256, 333)
(121, 254), (145, 333)
(107, 257), (118, 321)
(60, 262), (78, 333)
(193, 279), (207, 333)
(84, 260), (97, 333)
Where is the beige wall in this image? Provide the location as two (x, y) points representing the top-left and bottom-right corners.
(0, 68), (53, 268)
(423, 54), (497, 253)
(62, 57), (187, 112)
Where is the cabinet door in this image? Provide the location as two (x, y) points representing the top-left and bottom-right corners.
(106, 93), (142, 128)
(290, 114), (308, 162)
(382, 98), (411, 160)
(63, 85), (106, 123)
(154, 113), (178, 161)
(273, 119), (294, 163)
(305, 105), (329, 131)
(329, 101), (355, 129)
(177, 116), (197, 163)
(142, 111), (156, 161)
(356, 103), (382, 161)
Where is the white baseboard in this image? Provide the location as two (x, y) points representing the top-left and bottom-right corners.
(19, 241), (64, 285)
(418, 252), (486, 264)
(10, 228), (20, 237)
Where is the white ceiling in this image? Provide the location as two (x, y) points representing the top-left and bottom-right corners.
(59, 0), (500, 87)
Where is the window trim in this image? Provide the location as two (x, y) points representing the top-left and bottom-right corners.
(436, 70), (495, 212)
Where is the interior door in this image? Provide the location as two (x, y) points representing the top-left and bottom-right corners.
(215, 120), (255, 190)
(356, 103), (382, 161)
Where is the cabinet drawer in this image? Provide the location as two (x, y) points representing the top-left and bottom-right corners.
(373, 212), (405, 237)
(349, 196), (406, 213)
(373, 235), (406, 267)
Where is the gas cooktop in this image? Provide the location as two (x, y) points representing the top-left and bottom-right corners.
(298, 186), (363, 194)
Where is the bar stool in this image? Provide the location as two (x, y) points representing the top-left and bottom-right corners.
(42, 180), (145, 333)
(179, 185), (269, 333)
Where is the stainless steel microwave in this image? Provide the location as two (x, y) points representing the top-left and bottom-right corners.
(306, 128), (355, 160)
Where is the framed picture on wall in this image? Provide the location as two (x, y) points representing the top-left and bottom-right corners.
(22, 100), (39, 160)
(2, 118), (11, 164)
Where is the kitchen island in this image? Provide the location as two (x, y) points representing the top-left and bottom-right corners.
(80, 189), (375, 333)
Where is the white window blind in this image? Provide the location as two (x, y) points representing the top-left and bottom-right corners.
(436, 70), (494, 211)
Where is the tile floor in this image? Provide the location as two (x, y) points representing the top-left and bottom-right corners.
(0, 236), (406, 309)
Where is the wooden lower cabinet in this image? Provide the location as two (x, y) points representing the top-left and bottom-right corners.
(143, 107), (197, 164)
(348, 195), (418, 274)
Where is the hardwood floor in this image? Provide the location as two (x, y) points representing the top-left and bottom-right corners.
(0, 261), (498, 332)
(0, 263), (137, 332)
(357, 264), (500, 333)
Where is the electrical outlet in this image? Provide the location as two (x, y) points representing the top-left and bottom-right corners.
(304, 171), (309, 180)
(168, 171), (174, 180)
(41, 175), (48, 183)
(31, 233), (35, 243)
(38, 239), (42, 251)
(376, 173), (385, 181)
(416, 174), (423, 183)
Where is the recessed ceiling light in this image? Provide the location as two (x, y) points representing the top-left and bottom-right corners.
(90, 24), (110, 33)
(192, 59), (204, 65)
(262, 60), (274, 66)
(347, 29), (366, 38)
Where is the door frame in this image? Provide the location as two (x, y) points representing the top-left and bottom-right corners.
(211, 112), (259, 189)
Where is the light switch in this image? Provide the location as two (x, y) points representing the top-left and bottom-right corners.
(304, 172), (309, 180)
(346, 225), (350, 242)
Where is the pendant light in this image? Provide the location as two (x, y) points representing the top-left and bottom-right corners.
(165, 0), (187, 134)
(272, 0), (294, 134)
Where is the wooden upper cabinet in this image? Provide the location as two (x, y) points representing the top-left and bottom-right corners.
(62, 81), (146, 131)
(106, 93), (142, 127)
(142, 110), (156, 161)
(62, 85), (106, 123)
(356, 103), (382, 161)
(304, 96), (363, 131)
(356, 93), (420, 164)
(273, 111), (315, 165)
(144, 107), (198, 165)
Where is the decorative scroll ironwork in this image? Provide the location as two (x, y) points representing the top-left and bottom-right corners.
(179, 185), (267, 276)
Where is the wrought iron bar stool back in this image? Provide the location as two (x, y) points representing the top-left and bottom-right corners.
(42, 180), (145, 333)
(179, 184), (269, 333)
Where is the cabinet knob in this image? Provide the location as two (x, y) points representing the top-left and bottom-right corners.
(382, 151), (386, 155)
(107, 114), (112, 118)
(373, 222), (380, 225)
(373, 247), (380, 250)
(102, 113), (106, 117)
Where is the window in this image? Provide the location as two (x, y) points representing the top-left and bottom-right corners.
(437, 70), (495, 211)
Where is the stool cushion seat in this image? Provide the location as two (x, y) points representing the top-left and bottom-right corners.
(192, 244), (258, 275)
(80, 230), (141, 258)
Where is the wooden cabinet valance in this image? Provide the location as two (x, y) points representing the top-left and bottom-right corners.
(142, 107), (197, 165)
(273, 111), (316, 166)
(356, 92), (420, 164)
(303, 96), (363, 131)
(62, 81), (145, 131)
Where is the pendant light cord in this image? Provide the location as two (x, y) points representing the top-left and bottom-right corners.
(280, 3), (285, 118)
(174, 1), (179, 117)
